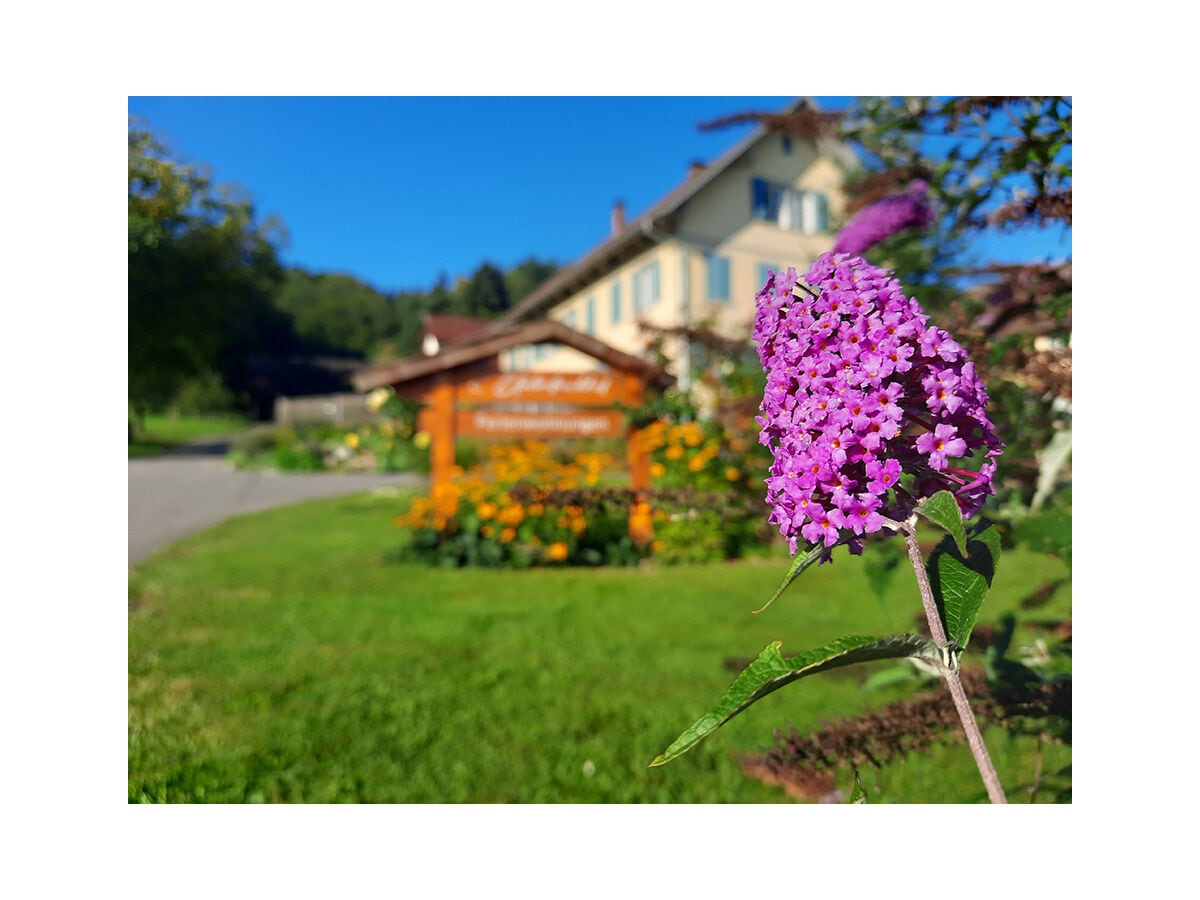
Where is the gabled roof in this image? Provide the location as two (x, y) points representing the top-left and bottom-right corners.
(497, 97), (837, 326)
(421, 313), (491, 345)
(353, 319), (675, 393)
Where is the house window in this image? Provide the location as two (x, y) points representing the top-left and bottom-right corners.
(752, 177), (828, 235)
(611, 282), (622, 324)
(706, 253), (730, 303)
(758, 263), (779, 289)
(586, 296), (596, 335)
(632, 259), (660, 313)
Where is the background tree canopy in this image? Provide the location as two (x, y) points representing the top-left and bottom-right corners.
(128, 125), (290, 422)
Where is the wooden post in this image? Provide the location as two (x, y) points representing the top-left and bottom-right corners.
(422, 378), (457, 495)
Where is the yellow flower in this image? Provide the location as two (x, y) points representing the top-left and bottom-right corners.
(481, 524), (495, 538)
(477, 502), (498, 520)
(500, 527), (516, 543)
(366, 387), (392, 412)
(344, 432), (360, 449)
(547, 541), (569, 561)
(665, 445), (684, 460)
(497, 504), (525, 526)
(413, 430), (432, 449)
(650, 462), (666, 478)
(725, 467), (742, 481)
(628, 502), (654, 547)
(687, 455), (706, 472)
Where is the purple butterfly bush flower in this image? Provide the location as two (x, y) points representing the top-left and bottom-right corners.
(832, 180), (935, 257)
(753, 252), (1003, 558)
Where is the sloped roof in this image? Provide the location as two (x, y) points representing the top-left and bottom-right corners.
(422, 313), (491, 345)
(353, 319), (675, 393)
(497, 97), (837, 326)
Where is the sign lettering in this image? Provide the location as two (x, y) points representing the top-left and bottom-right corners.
(455, 409), (624, 439)
(458, 371), (620, 406)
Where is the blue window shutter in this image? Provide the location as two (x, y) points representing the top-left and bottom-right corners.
(706, 253), (730, 302)
(586, 296), (595, 334)
(758, 264), (777, 288)
(815, 192), (829, 233)
(612, 283), (621, 323)
(652, 260), (660, 301)
(752, 178), (769, 218)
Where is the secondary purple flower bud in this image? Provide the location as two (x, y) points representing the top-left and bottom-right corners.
(833, 181), (935, 257)
(755, 252), (1004, 559)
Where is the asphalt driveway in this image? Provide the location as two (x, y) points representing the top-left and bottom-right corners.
(128, 436), (425, 565)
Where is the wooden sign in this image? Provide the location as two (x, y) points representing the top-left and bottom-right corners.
(455, 408), (624, 439)
(457, 371), (621, 406)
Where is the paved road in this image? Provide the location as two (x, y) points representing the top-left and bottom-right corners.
(128, 436), (425, 565)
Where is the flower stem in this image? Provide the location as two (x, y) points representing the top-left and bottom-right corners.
(902, 523), (1008, 804)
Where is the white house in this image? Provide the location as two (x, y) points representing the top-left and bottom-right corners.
(496, 98), (854, 391)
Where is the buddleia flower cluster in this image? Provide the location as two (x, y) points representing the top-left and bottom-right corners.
(753, 252), (1003, 557)
(832, 180), (934, 257)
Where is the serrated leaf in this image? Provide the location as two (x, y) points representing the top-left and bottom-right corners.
(927, 524), (1001, 649)
(649, 633), (946, 767)
(752, 542), (827, 614)
(850, 770), (868, 804)
(915, 490), (967, 555)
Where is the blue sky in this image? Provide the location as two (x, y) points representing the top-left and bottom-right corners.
(127, 96), (1070, 295)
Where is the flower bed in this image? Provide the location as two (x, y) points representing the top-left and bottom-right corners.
(393, 436), (773, 568)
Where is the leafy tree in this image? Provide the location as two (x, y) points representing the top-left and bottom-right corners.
(505, 257), (559, 304)
(460, 260), (508, 316)
(128, 122), (287, 428)
(272, 268), (392, 357)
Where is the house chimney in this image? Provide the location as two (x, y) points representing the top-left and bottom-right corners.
(611, 200), (626, 235)
(688, 161), (707, 180)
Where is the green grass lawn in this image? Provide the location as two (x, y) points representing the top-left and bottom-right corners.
(129, 489), (1071, 803)
(129, 413), (248, 457)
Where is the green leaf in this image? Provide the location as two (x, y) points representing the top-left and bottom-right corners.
(927, 524), (1001, 649)
(850, 770), (868, 804)
(915, 490), (967, 555)
(752, 542), (828, 614)
(649, 633), (946, 767)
